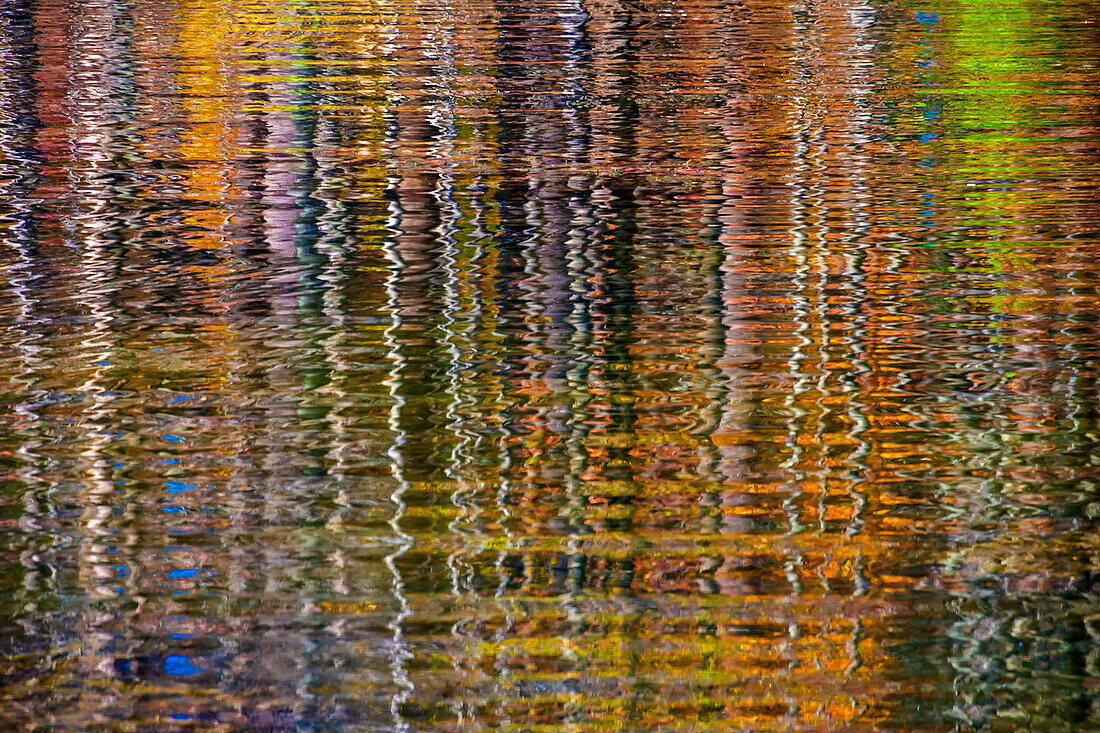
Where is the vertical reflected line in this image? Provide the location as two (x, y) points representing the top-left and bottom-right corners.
(783, 195), (811, 549)
(791, 7), (832, 545)
(439, 147), (469, 601)
(782, 231), (810, 549)
(256, 30), (329, 716)
(220, 44), (267, 643)
(812, 238), (830, 545)
(842, 239), (871, 597)
(74, 227), (122, 653)
(464, 168), (505, 567)
(836, 2), (881, 690)
(69, 0), (133, 673)
(471, 160), (518, 726)
(562, 166), (598, 715)
(487, 16), (550, 713)
(423, 16), (482, 720)
(0, 0), (51, 633)
(520, 173), (583, 673)
(423, 9), (469, 593)
(8, 236), (48, 636)
(781, 4), (821, 580)
(559, 0), (594, 665)
(583, 2), (646, 717)
(314, 118), (354, 605)
(714, 63), (753, 586)
(1062, 272), (1086, 457)
(382, 119), (415, 733)
(838, 3), (877, 587)
(779, 6), (824, 693)
(73, 177), (124, 670)
(712, 4), (754, 500)
(288, 55), (340, 714)
(836, 22), (875, 679)
(695, 191), (727, 595)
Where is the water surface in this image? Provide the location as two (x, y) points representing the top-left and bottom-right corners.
(2, 0), (1100, 729)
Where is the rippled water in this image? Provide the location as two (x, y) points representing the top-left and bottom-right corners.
(2, 0), (1100, 729)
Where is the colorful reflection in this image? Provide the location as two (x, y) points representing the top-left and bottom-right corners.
(2, 0), (1100, 729)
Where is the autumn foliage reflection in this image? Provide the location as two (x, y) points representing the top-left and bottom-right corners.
(2, 0), (1100, 729)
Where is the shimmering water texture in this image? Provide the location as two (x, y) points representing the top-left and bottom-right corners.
(3, 0), (1100, 729)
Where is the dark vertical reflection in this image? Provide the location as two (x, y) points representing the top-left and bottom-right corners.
(0, 0), (45, 662)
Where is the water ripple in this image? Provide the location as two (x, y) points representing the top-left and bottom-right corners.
(3, 0), (1100, 729)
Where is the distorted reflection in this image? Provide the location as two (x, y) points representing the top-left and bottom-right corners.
(2, 0), (1100, 729)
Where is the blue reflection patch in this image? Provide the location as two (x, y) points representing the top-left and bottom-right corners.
(167, 568), (200, 579)
(164, 655), (202, 677)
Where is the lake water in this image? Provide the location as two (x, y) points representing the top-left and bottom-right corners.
(2, 0), (1100, 729)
